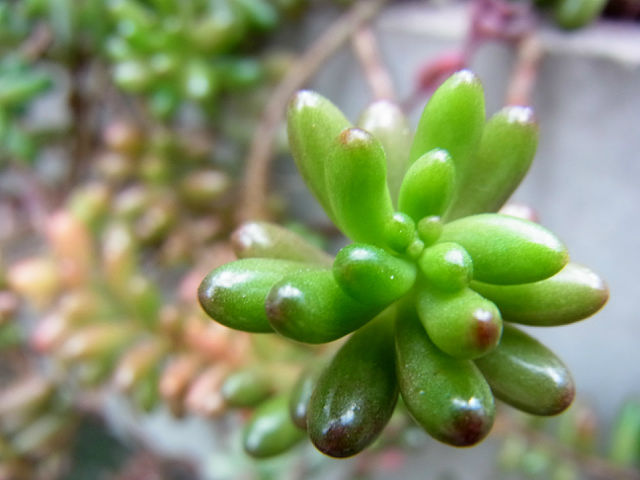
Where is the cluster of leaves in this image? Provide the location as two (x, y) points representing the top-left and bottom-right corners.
(105, 0), (305, 120)
(198, 71), (608, 459)
(0, 123), (334, 478)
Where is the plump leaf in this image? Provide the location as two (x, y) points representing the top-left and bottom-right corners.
(308, 313), (398, 457)
(398, 149), (456, 222)
(471, 263), (608, 326)
(395, 305), (495, 446)
(409, 70), (485, 184)
(475, 324), (575, 415)
(440, 214), (568, 285)
(333, 243), (416, 306)
(287, 90), (350, 224)
(198, 258), (317, 333)
(326, 127), (394, 246)
(265, 269), (379, 343)
(416, 285), (502, 359)
(446, 106), (538, 220)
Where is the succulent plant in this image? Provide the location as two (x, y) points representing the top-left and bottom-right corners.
(198, 70), (609, 459)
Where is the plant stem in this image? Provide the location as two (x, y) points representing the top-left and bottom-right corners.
(239, 0), (389, 222)
(351, 26), (396, 101)
(506, 34), (544, 106)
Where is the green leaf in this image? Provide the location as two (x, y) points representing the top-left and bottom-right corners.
(198, 258), (317, 333)
(243, 394), (304, 458)
(440, 214), (568, 285)
(398, 148), (456, 222)
(308, 313), (398, 457)
(265, 269), (379, 343)
(416, 285), (502, 359)
(471, 263), (608, 326)
(287, 90), (351, 225)
(418, 242), (473, 292)
(446, 106), (538, 220)
(221, 367), (274, 408)
(231, 221), (332, 266)
(326, 127), (394, 245)
(474, 324), (575, 415)
(395, 305), (495, 446)
(409, 70), (485, 184)
(333, 243), (416, 306)
(289, 362), (324, 430)
(358, 100), (412, 203)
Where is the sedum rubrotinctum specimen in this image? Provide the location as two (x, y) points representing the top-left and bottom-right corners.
(198, 70), (608, 458)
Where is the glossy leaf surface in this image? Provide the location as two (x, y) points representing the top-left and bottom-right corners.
(333, 243), (417, 306)
(198, 259), (316, 333)
(395, 307), (495, 446)
(475, 324), (575, 415)
(308, 314), (398, 457)
(287, 90), (351, 224)
(416, 286), (502, 359)
(446, 106), (538, 220)
(265, 269), (379, 343)
(326, 128), (394, 246)
(471, 263), (608, 326)
(398, 149), (456, 222)
(440, 214), (568, 285)
(409, 70), (485, 181)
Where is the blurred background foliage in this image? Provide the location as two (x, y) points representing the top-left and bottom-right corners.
(0, 0), (638, 479)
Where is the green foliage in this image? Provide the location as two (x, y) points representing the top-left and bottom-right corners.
(198, 70), (609, 458)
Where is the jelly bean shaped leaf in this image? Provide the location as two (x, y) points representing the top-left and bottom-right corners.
(326, 128), (394, 246)
(333, 243), (417, 306)
(289, 362), (325, 430)
(308, 312), (398, 457)
(475, 324), (575, 416)
(409, 70), (485, 183)
(418, 242), (473, 292)
(440, 214), (568, 285)
(398, 149), (456, 222)
(446, 106), (538, 220)
(358, 100), (412, 203)
(416, 286), (502, 359)
(471, 263), (608, 326)
(265, 269), (380, 343)
(243, 394), (305, 458)
(395, 305), (495, 446)
(231, 221), (333, 266)
(221, 367), (274, 408)
(198, 259), (317, 333)
(287, 90), (351, 224)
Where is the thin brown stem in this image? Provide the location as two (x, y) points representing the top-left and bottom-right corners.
(239, 0), (388, 222)
(506, 33), (544, 106)
(351, 26), (396, 101)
